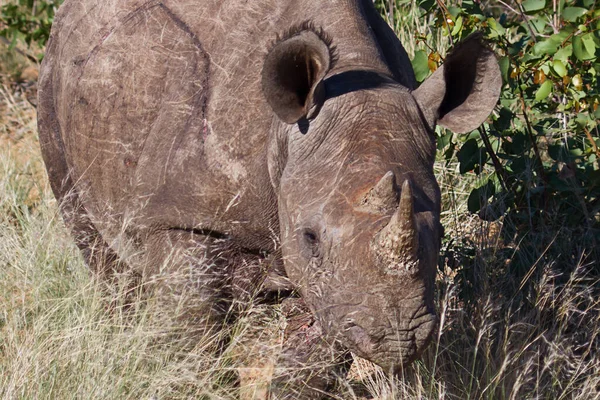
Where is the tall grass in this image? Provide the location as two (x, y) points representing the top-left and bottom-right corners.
(0, 81), (283, 399)
(1, 3), (600, 399)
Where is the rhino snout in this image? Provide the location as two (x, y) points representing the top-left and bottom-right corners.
(341, 305), (437, 371)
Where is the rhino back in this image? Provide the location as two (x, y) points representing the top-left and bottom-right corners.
(39, 0), (414, 251)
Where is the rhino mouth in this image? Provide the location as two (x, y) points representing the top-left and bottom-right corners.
(341, 305), (437, 372)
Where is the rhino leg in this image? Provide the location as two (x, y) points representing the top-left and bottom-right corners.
(60, 187), (131, 277)
(270, 298), (352, 399)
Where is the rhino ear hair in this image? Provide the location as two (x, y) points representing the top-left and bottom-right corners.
(262, 27), (333, 124)
(413, 32), (501, 134)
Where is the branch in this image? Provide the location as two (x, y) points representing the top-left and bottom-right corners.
(583, 127), (600, 159)
(515, 0), (539, 43)
(479, 125), (509, 192)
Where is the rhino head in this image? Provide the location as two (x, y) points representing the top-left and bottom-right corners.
(262, 28), (501, 371)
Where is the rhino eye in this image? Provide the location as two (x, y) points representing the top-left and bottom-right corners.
(301, 228), (320, 258)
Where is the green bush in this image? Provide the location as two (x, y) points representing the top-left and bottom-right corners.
(0, 0), (62, 59)
(401, 0), (600, 302)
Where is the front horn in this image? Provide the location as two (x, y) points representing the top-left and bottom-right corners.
(373, 179), (419, 275)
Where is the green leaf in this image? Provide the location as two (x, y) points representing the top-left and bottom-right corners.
(569, 147), (583, 156)
(418, 0), (436, 11)
(552, 60), (567, 77)
(412, 50), (430, 83)
(467, 181), (495, 214)
(457, 139), (486, 174)
(498, 56), (510, 83)
(573, 34), (597, 60)
(522, 0), (546, 13)
(468, 188), (483, 214)
(540, 64), (550, 75)
(447, 6), (461, 18)
(443, 140), (456, 161)
(457, 139), (478, 173)
(582, 35), (596, 57)
(562, 7), (588, 22)
(494, 107), (514, 131)
(533, 37), (561, 56)
(510, 156), (528, 174)
(452, 16), (463, 36)
(487, 17), (505, 37)
(437, 131), (453, 150)
(535, 80), (553, 101)
(554, 45), (572, 62)
(531, 16), (550, 34)
(479, 196), (508, 221)
(575, 113), (592, 128)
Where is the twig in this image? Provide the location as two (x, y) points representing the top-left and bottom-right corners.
(417, 38), (446, 62)
(387, 0), (395, 29)
(559, 15), (600, 48)
(583, 127), (600, 159)
(495, 0), (520, 15)
(516, 79), (547, 185)
(435, 0), (454, 47)
(552, 0), (559, 34)
(515, 0), (538, 43)
(515, 69), (550, 223)
(478, 125), (509, 192)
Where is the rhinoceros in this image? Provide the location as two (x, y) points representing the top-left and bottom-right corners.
(38, 0), (501, 397)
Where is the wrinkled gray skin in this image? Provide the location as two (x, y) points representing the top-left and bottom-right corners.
(38, 0), (501, 397)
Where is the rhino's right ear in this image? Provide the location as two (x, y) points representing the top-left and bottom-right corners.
(262, 28), (333, 124)
(413, 33), (501, 134)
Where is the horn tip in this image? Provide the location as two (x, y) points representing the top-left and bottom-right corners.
(401, 179), (412, 192)
(374, 171), (396, 194)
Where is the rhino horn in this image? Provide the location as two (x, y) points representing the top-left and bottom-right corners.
(358, 171), (398, 213)
(375, 179), (419, 274)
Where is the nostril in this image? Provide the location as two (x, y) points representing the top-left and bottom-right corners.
(347, 325), (369, 341)
(345, 324), (376, 355)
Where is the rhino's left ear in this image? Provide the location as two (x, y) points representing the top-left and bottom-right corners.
(413, 33), (502, 134)
(262, 27), (333, 124)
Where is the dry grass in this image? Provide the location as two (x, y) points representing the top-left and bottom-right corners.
(1, 6), (600, 399)
(0, 75), (272, 398)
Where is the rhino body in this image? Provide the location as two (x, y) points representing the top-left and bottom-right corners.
(38, 0), (500, 396)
